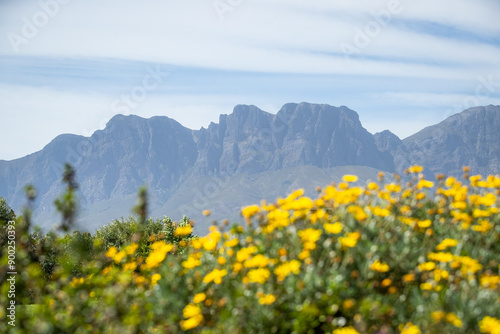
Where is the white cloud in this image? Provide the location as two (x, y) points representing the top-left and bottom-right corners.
(1, 0), (499, 159)
(372, 91), (500, 109)
(1, 0), (498, 77)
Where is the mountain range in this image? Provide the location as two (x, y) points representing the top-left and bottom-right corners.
(1, 103), (499, 233)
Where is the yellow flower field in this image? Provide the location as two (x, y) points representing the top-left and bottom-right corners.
(2, 166), (499, 333)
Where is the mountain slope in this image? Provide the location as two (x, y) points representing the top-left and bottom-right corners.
(394, 105), (500, 177)
(1, 103), (499, 233)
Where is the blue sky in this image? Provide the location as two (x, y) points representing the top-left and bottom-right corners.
(1, 0), (500, 160)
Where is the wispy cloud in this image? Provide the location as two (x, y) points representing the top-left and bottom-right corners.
(0, 0), (499, 159)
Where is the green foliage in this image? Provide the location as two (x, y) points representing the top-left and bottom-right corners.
(54, 163), (78, 232)
(96, 216), (165, 256)
(0, 197), (16, 259)
(23, 184), (37, 230)
(1, 168), (499, 333)
(0, 197), (15, 224)
(132, 186), (148, 225)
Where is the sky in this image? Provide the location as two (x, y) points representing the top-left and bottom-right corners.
(1, 0), (500, 160)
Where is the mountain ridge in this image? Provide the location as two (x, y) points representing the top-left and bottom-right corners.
(1, 103), (499, 233)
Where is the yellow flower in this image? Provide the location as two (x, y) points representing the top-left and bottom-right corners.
(479, 316), (500, 333)
(480, 275), (500, 289)
(232, 262), (243, 273)
(174, 225), (193, 236)
(469, 174), (482, 185)
(70, 277), (84, 288)
(135, 276), (147, 286)
(102, 266), (112, 275)
(347, 206), (367, 221)
(428, 252), (453, 263)
(417, 219), (432, 228)
(143, 242), (173, 269)
(381, 278), (392, 287)
(332, 327), (359, 334)
(324, 222), (343, 234)
(200, 230), (221, 251)
(385, 183), (401, 193)
(472, 220), (493, 232)
(182, 253), (202, 269)
(343, 299), (355, 309)
(400, 322), (421, 334)
(151, 273), (161, 286)
(258, 294), (276, 305)
(244, 254), (270, 268)
(445, 177), (457, 187)
(431, 311), (445, 322)
(224, 238), (239, 248)
(217, 256), (226, 265)
(403, 273), (416, 282)
(297, 228), (322, 250)
(311, 208), (326, 223)
(418, 262), (436, 271)
(478, 193), (497, 206)
(246, 268), (271, 284)
(408, 165), (423, 173)
(473, 209), (491, 218)
(274, 260), (301, 281)
(445, 312), (463, 328)
(203, 268), (228, 284)
(436, 238), (458, 251)
(433, 268), (449, 281)
(193, 292), (206, 304)
(372, 206), (390, 217)
(182, 303), (201, 319)
(370, 260), (390, 273)
(298, 250), (310, 260)
(181, 304), (203, 330)
(180, 315), (203, 331)
(105, 246), (118, 258)
(343, 175), (358, 183)
(236, 246), (258, 262)
(123, 262), (137, 271)
(282, 197), (314, 211)
(417, 179), (434, 189)
(125, 243), (138, 255)
(339, 232), (361, 248)
(241, 205), (260, 218)
(420, 282), (433, 290)
(454, 255), (482, 274)
(113, 250), (126, 263)
(202, 210), (211, 216)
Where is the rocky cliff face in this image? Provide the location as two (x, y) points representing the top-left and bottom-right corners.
(193, 103), (394, 176)
(393, 105), (500, 177)
(374, 130), (402, 155)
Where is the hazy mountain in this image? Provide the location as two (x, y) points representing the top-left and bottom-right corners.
(193, 103), (394, 176)
(0, 103), (499, 233)
(374, 130), (403, 156)
(393, 105), (500, 177)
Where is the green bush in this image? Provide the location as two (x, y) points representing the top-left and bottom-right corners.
(0, 197), (16, 259)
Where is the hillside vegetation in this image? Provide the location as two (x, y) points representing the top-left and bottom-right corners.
(1, 166), (499, 333)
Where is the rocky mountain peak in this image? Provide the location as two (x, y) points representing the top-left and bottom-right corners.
(395, 105), (500, 177)
(2, 103), (499, 232)
(374, 130), (402, 155)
